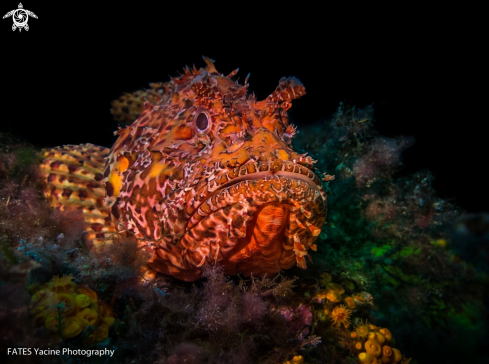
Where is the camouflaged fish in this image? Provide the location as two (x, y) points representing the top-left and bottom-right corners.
(38, 58), (328, 281)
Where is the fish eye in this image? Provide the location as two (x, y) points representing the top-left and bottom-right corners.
(194, 110), (211, 134)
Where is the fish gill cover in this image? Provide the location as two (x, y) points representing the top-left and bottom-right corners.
(0, 58), (488, 364)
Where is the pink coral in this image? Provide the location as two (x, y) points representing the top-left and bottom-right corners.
(276, 304), (313, 335)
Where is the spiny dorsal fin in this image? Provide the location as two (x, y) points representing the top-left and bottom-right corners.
(202, 56), (218, 74)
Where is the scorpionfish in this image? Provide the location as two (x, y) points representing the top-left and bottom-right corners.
(38, 58), (327, 281)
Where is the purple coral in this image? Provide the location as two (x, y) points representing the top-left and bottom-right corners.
(276, 303), (313, 335)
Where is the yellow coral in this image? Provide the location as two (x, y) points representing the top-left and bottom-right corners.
(331, 304), (352, 328)
(62, 317), (84, 338)
(283, 355), (304, 364)
(392, 348), (402, 362)
(77, 308), (99, 327)
(48, 274), (76, 292)
(358, 353), (373, 363)
(365, 339), (382, 357)
(56, 294), (76, 315)
(327, 282), (345, 295)
(355, 319), (370, 338)
(379, 328), (392, 342)
(75, 294), (91, 309)
(30, 275), (115, 344)
(31, 286), (52, 303)
(375, 331), (386, 345)
(77, 287), (98, 303)
(31, 289), (58, 311)
(44, 312), (59, 332)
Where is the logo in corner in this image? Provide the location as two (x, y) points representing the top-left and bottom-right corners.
(3, 3), (37, 32)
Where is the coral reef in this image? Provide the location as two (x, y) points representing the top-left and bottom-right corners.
(1, 100), (489, 364)
(293, 103), (489, 363)
(30, 274), (115, 345)
(349, 322), (410, 363)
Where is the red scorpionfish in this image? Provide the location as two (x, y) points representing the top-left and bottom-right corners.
(38, 58), (328, 281)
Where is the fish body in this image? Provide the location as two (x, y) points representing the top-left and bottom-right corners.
(39, 58), (327, 281)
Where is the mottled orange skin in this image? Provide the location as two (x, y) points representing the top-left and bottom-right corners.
(42, 58), (328, 282)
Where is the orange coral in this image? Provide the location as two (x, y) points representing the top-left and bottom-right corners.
(382, 345), (393, 362)
(344, 296), (357, 310)
(325, 290), (342, 303)
(327, 282), (345, 295)
(330, 304), (352, 328)
(315, 289), (328, 300)
(351, 324), (411, 363)
(354, 292), (366, 303)
(283, 355), (304, 364)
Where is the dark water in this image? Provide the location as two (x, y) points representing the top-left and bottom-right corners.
(1, 1), (487, 363)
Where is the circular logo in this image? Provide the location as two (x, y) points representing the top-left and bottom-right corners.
(12, 9), (28, 27)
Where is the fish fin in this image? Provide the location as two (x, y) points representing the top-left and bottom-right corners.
(38, 144), (119, 252)
(263, 77), (306, 114)
(202, 56), (218, 74)
(110, 82), (172, 124)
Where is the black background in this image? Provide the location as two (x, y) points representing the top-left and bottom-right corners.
(1, 1), (486, 213)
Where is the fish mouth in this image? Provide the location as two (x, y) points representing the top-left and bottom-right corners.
(177, 161), (327, 277)
(187, 160), (326, 230)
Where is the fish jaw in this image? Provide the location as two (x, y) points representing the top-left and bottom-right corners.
(148, 164), (327, 281)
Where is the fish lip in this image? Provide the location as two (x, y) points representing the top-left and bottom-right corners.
(214, 169), (323, 196)
(211, 160), (325, 198)
(185, 163), (326, 231)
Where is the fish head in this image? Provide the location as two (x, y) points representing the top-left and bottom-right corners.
(104, 58), (327, 281)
